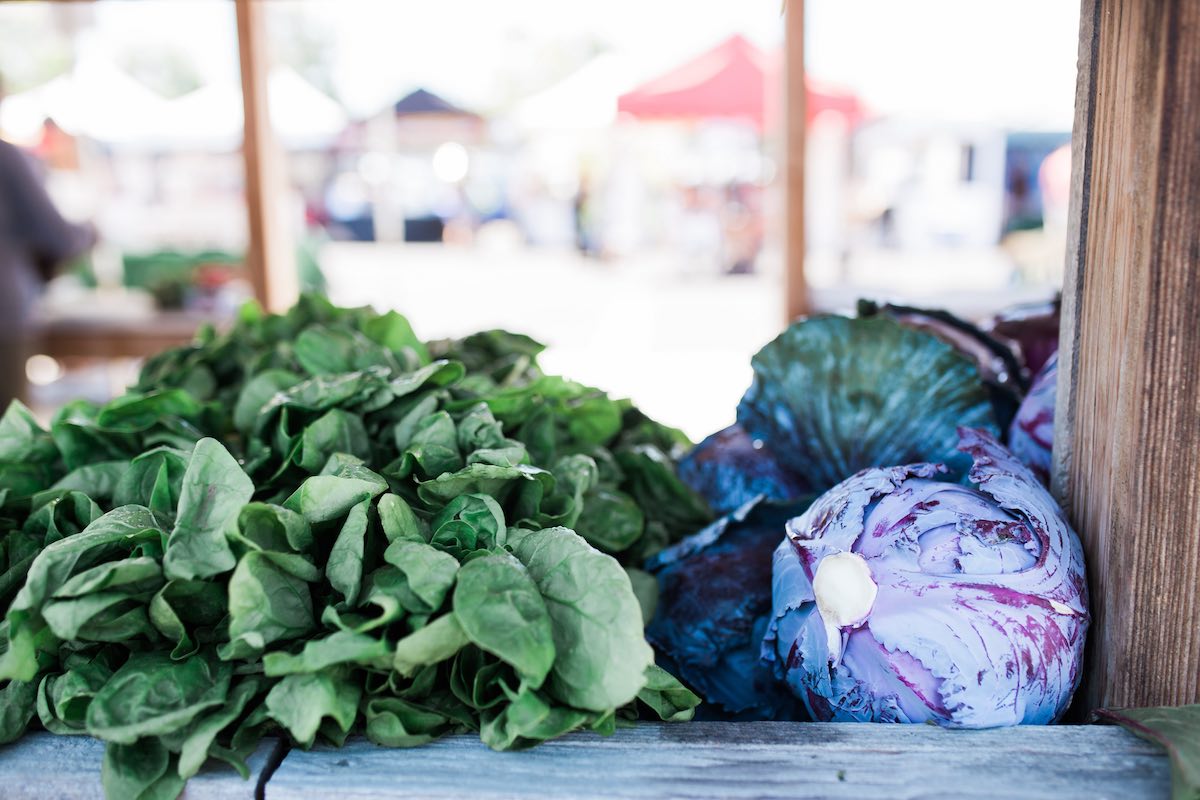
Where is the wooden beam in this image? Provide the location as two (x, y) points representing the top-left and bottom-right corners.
(265, 724), (1169, 799)
(1055, 0), (1200, 711)
(783, 0), (808, 321)
(235, 0), (297, 312)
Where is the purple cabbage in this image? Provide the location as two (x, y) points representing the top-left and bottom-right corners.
(738, 315), (999, 491)
(1008, 351), (1058, 485)
(858, 300), (1025, 428)
(646, 497), (809, 720)
(764, 427), (1088, 728)
(678, 425), (809, 516)
(985, 296), (1061, 382)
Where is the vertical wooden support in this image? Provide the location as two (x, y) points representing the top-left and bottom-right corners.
(236, 0), (297, 312)
(1055, 0), (1200, 710)
(783, 0), (808, 321)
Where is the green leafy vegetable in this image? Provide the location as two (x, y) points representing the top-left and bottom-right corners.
(0, 295), (704, 798)
(1096, 705), (1200, 800)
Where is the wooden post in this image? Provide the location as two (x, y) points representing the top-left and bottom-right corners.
(1055, 0), (1200, 711)
(235, 0), (298, 312)
(783, 0), (808, 321)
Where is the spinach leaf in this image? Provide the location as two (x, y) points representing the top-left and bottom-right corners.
(452, 553), (555, 687)
(163, 439), (253, 581)
(86, 651), (231, 744)
(513, 528), (653, 711)
(265, 670), (361, 748)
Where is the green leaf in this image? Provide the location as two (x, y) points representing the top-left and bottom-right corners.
(417, 463), (551, 507)
(637, 664), (701, 722)
(37, 652), (116, 735)
(326, 500), (369, 604)
(9, 504), (165, 621)
(149, 579), (226, 659)
(102, 738), (185, 800)
(96, 389), (203, 432)
(114, 447), (190, 516)
(221, 551), (314, 660)
(265, 671), (361, 748)
(393, 613), (469, 677)
(297, 408), (371, 473)
(430, 493), (506, 555)
(452, 553), (554, 688)
(263, 631), (392, 675)
(163, 439), (253, 581)
(362, 309), (431, 365)
(364, 696), (450, 747)
(283, 468), (386, 524)
(177, 677), (263, 780)
(233, 368), (302, 434)
(377, 493), (428, 543)
(624, 567), (658, 625)
(42, 592), (146, 641)
(383, 540), (459, 610)
(86, 651), (231, 744)
(0, 400), (58, 463)
(234, 503), (314, 560)
(53, 556), (162, 598)
(513, 528), (653, 711)
(1096, 705), (1200, 800)
(573, 488), (645, 554)
(399, 411), (463, 478)
(49, 460), (129, 502)
(0, 679), (38, 743)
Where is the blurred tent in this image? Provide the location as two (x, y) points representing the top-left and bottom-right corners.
(377, 87), (485, 148)
(510, 53), (646, 131)
(393, 88), (476, 117)
(617, 34), (864, 131)
(159, 67), (347, 151)
(0, 54), (168, 148)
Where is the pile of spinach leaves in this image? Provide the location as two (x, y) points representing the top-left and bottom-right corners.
(0, 295), (708, 798)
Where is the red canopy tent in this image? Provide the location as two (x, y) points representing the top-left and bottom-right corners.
(617, 35), (863, 130)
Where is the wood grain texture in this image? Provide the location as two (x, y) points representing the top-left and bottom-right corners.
(0, 733), (283, 799)
(1051, 0), (1097, 506)
(784, 0), (808, 322)
(265, 724), (1169, 800)
(1056, 0), (1200, 711)
(236, 0), (298, 313)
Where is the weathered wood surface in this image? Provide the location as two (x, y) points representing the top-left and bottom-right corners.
(783, 0), (808, 322)
(1054, 0), (1200, 711)
(265, 723), (1169, 799)
(0, 733), (283, 799)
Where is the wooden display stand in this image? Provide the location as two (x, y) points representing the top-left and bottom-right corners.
(1, 0), (1196, 796)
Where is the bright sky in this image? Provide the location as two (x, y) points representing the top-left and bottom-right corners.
(8, 0), (1079, 127)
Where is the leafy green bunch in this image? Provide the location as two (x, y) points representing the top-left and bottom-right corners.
(0, 295), (709, 799)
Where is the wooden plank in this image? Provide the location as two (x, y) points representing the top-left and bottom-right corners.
(783, 0), (808, 321)
(235, 0), (298, 312)
(32, 313), (209, 360)
(0, 733), (283, 799)
(1054, 0), (1200, 711)
(265, 724), (1169, 800)
(1049, 0), (1097, 506)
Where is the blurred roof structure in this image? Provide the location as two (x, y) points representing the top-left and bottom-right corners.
(162, 67), (347, 151)
(617, 34), (864, 130)
(510, 52), (645, 131)
(0, 55), (167, 147)
(393, 88), (477, 118)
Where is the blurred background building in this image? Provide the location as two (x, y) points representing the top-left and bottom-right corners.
(0, 0), (1079, 438)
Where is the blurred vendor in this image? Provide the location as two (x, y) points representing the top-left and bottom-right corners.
(0, 75), (95, 412)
